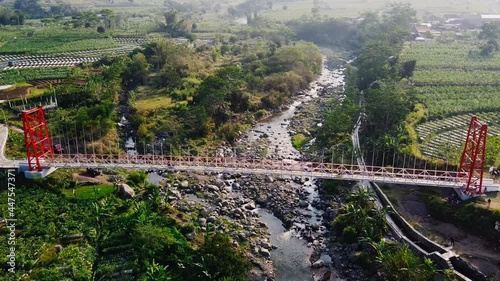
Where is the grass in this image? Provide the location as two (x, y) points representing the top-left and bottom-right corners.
(134, 95), (175, 113)
(291, 133), (308, 149)
(61, 184), (117, 200)
(5, 128), (26, 159)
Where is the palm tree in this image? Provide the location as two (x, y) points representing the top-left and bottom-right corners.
(349, 188), (375, 209)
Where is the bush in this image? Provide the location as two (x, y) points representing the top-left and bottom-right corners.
(342, 226), (358, 243)
(423, 194), (500, 243)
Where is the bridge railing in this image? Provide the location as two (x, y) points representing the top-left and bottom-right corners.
(46, 153), (465, 185)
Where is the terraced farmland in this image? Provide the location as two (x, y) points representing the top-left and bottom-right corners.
(401, 41), (500, 159)
(416, 112), (500, 159)
(0, 37), (151, 83)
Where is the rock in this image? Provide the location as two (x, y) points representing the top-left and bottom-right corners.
(185, 232), (195, 241)
(299, 200), (309, 208)
(312, 223), (321, 231)
(256, 196), (268, 206)
(118, 183), (135, 199)
(260, 248), (271, 258)
(348, 252), (359, 263)
(311, 259), (325, 268)
(180, 180), (189, 188)
(265, 175), (274, 183)
(205, 184), (220, 192)
(54, 245), (63, 253)
(244, 202), (256, 210)
(214, 179), (225, 188)
(198, 218), (207, 226)
(261, 241), (272, 249)
(237, 232), (246, 241)
(232, 182), (240, 189)
(207, 216), (216, 223)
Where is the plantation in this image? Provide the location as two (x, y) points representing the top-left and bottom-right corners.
(416, 112), (500, 160)
(0, 31), (117, 55)
(0, 67), (69, 84)
(401, 41), (500, 160)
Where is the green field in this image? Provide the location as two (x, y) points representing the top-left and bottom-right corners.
(401, 41), (500, 160)
(0, 67), (69, 85)
(0, 30), (118, 54)
(61, 184), (117, 200)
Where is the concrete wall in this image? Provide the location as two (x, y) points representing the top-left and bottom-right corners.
(369, 182), (479, 281)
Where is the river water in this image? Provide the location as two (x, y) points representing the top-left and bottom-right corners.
(246, 58), (346, 280)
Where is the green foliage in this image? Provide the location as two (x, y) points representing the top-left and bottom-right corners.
(0, 31), (116, 55)
(291, 134), (308, 149)
(486, 136), (500, 165)
(5, 128), (26, 159)
(376, 243), (436, 281)
(422, 193), (500, 244)
(0, 67), (69, 84)
(316, 97), (360, 149)
(133, 224), (192, 272)
(197, 233), (251, 281)
(342, 226), (358, 243)
(127, 170), (147, 187)
(61, 184), (116, 200)
(334, 189), (387, 242)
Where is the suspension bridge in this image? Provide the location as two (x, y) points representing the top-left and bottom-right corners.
(1, 106), (499, 196)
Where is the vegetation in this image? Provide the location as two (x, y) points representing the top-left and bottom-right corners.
(0, 35), (119, 55)
(420, 189), (500, 245)
(0, 170), (250, 280)
(334, 188), (388, 242)
(0, 67), (69, 84)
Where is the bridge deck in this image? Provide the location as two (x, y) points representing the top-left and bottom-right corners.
(2, 154), (499, 191)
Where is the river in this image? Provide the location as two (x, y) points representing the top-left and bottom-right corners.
(242, 58), (346, 281)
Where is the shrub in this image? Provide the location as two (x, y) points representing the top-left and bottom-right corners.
(342, 226), (358, 243)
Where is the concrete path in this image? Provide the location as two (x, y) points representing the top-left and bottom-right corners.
(0, 124), (8, 161)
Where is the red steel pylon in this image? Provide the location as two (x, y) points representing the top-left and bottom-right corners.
(22, 106), (53, 172)
(458, 116), (488, 195)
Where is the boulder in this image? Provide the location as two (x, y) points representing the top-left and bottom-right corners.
(205, 184), (220, 192)
(311, 259), (325, 268)
(185, 232), (195, 241)
(214, 179), (225, 188)
(260, 248), (271, 258)
(265, 175), (274, 183)
(180, 180), (189, 188)
(54, 245), (63, 253)
(244, 202), (256, 210)
(299, 200), (309, 208)
(118, 184), (135, 199)
(198, 218), (207, 226)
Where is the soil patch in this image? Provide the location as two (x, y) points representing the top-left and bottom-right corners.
(0, 86), (30, 100)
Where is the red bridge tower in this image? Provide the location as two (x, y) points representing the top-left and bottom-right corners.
(22, 106), (53, 172)
(459, 116), (488, 195)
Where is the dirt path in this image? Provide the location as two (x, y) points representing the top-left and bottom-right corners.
(385, 186), (500, 278)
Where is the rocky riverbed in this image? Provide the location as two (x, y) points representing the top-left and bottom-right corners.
(144, 55), (369, 281)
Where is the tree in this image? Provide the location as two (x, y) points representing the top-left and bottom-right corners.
(364, 81), (410, 139)
(196, 233), (250, 281)
(123, 53), (150, 88)
(354, 40), (395, 90)
(97, 26), (105, 33)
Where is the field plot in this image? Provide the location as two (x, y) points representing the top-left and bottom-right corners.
(0, 67), (69, 85)
(0, 31), (119, 55)
(401, 42), (500, 159)
(415, 112), (500, 159)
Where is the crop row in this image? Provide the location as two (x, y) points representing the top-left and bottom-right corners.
(400, 42), (500, 69)
(411, 70), (500, 85)
(415, 86), (500, 118)
(0, 38), (120, 55)
(0, 67), (69, 85)
(416, 112), (500, 159)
